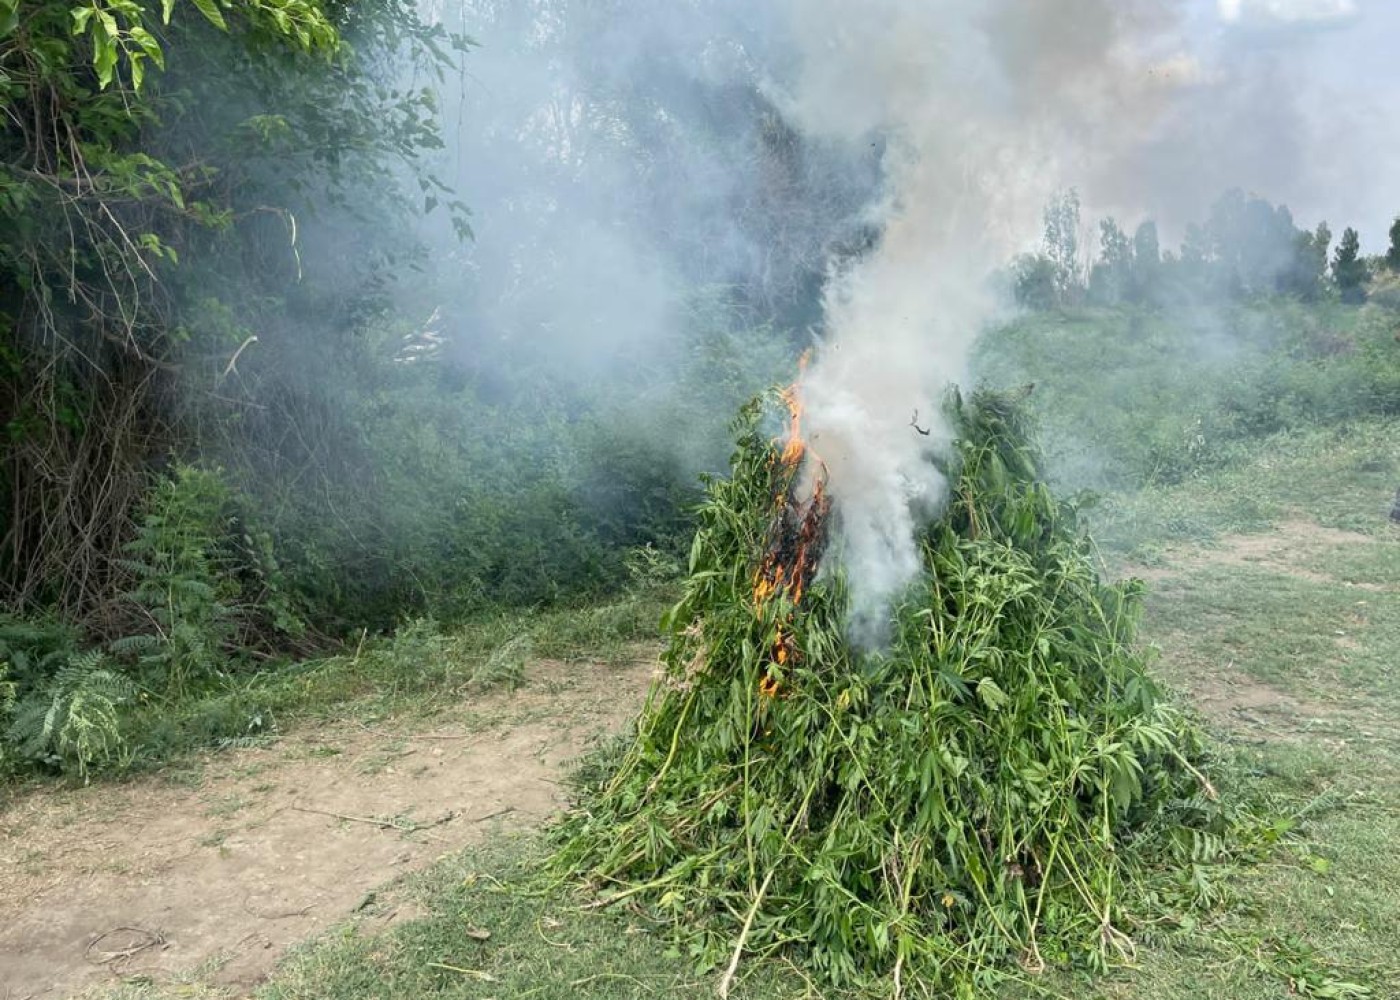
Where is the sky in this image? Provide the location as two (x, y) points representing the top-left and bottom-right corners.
(1161, 0), (1400, 248)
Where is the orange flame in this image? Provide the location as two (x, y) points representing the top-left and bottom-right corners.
(775, 350), (811, 470)
(778, 385), (805, 467)
(751, 354), (830, 689)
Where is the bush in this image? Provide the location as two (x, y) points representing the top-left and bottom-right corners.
(115, 466), (239, 697)
(0, 617), (134, 780)
(215, 306), (789, 632)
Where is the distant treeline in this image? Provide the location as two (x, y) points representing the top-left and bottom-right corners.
(1013, 188), (1400, 310)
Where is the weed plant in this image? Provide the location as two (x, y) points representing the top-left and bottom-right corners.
(553, 389), (1240, 995)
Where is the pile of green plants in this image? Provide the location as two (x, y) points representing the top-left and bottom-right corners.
(553, 387), (1231, 994)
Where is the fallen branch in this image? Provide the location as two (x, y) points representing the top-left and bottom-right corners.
(1165, 746), (1219, 801)
(219, 334), (259, 379)
(470, 806), (516, 823)
(292, 803), (454, 840)
(243, 893), (317, 920)
(427, 962), (497, 981)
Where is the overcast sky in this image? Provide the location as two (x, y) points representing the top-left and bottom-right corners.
(1160, 0), (1399, 248)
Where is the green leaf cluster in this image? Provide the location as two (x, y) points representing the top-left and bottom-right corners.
(0, 620), (134, 780)
(553, 388), (1235, 992)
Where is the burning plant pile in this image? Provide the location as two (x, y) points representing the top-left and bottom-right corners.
(553, 383), (1228, 993)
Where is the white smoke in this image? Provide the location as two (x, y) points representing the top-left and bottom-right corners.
(774, 1), (1193, 642)
(1219, 0), (1358, 25)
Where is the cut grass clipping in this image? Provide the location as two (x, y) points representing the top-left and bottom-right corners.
(553, 387), (1233, 995)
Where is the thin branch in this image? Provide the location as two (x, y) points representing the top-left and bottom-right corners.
(718, 870), (774, 999)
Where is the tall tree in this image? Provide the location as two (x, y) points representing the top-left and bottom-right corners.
(1333, 227), (1368, 303)
(1130, 220), (1161, 303)
(1282, 221), (1331, 301)
(1042, 189), (1083, 306)
(1203, 188), (1299, 296)
(1089, 217), (1133, 305)
(1012, 253), (1058, 311)
(1387, 217), (1400, 272)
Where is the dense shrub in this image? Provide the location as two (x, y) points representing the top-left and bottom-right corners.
(0, 618), (133, 780)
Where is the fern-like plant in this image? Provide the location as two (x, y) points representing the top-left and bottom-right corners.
(0, 661), (16, 776)
(0, 622), (133, 781)
(116, 466), (237, 697)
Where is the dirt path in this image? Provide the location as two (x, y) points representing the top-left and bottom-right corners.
(0, 657), (655, 999)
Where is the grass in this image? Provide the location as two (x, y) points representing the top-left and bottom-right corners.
(259, 839), (801, 1000)
(1088, 416), (1399, 556)
(1148, 562), (1400, 703)
(0, 579), (672, 807)
(58, 300), (1400, 998)
(974, 299), (1400, 494)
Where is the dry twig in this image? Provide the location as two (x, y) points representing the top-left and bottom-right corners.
(84, 927), (166, 965)
(291, 803), (455, 841)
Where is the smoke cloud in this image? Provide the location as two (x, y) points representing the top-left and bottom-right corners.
(770, 1), (1205, 641)
(399, 0), (1391, 636)
(1219, 0), (1358, 26)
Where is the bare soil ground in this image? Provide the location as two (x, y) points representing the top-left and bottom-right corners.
(1176, 519), (1384, 591)
(0, 658), (656, 1000)
(2, 518), (1391, 1000)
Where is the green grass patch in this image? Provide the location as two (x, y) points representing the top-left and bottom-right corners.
(257, 838), (811, 1000)
(976, 301), (1400, 493)
(123, 585), (673, 769)
(1086, 417), (1400, 557)
(1143, 564), (1400, 705)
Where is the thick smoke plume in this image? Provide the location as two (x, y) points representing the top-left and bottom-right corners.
(780, 1), (1190, 642)
(401, 0), (1380, 639)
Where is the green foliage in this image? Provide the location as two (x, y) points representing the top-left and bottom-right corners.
(1131, 219), (1162, 302)
(1011, 252), (1059, 310)
(220, 305), (787, 632)
(115, 465), (238, 696)
(1387, 217), (1400, 273)
(1280, 221), (1331, 302)
(1019, 186), (1361, 311)
(1079, 191), (1343, 307)
(0, 618), (134, 779)
(977, 300), (1400, 490)
(0, 0), (341, 363)
(0, 0), (470, 628)
(1333, 227), (1368, 304)
(1016, 190), (1084, 309)
(1088, 219), (1165, 307)
(67, 0), (337, 92)
(1090, 217), (1134, 305)
(1042, 188), (1083, 305)
(552, 389), (1235, 993)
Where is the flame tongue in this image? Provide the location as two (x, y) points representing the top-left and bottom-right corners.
(754, 373), (830, 695)
(778, 383), (806, 467)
